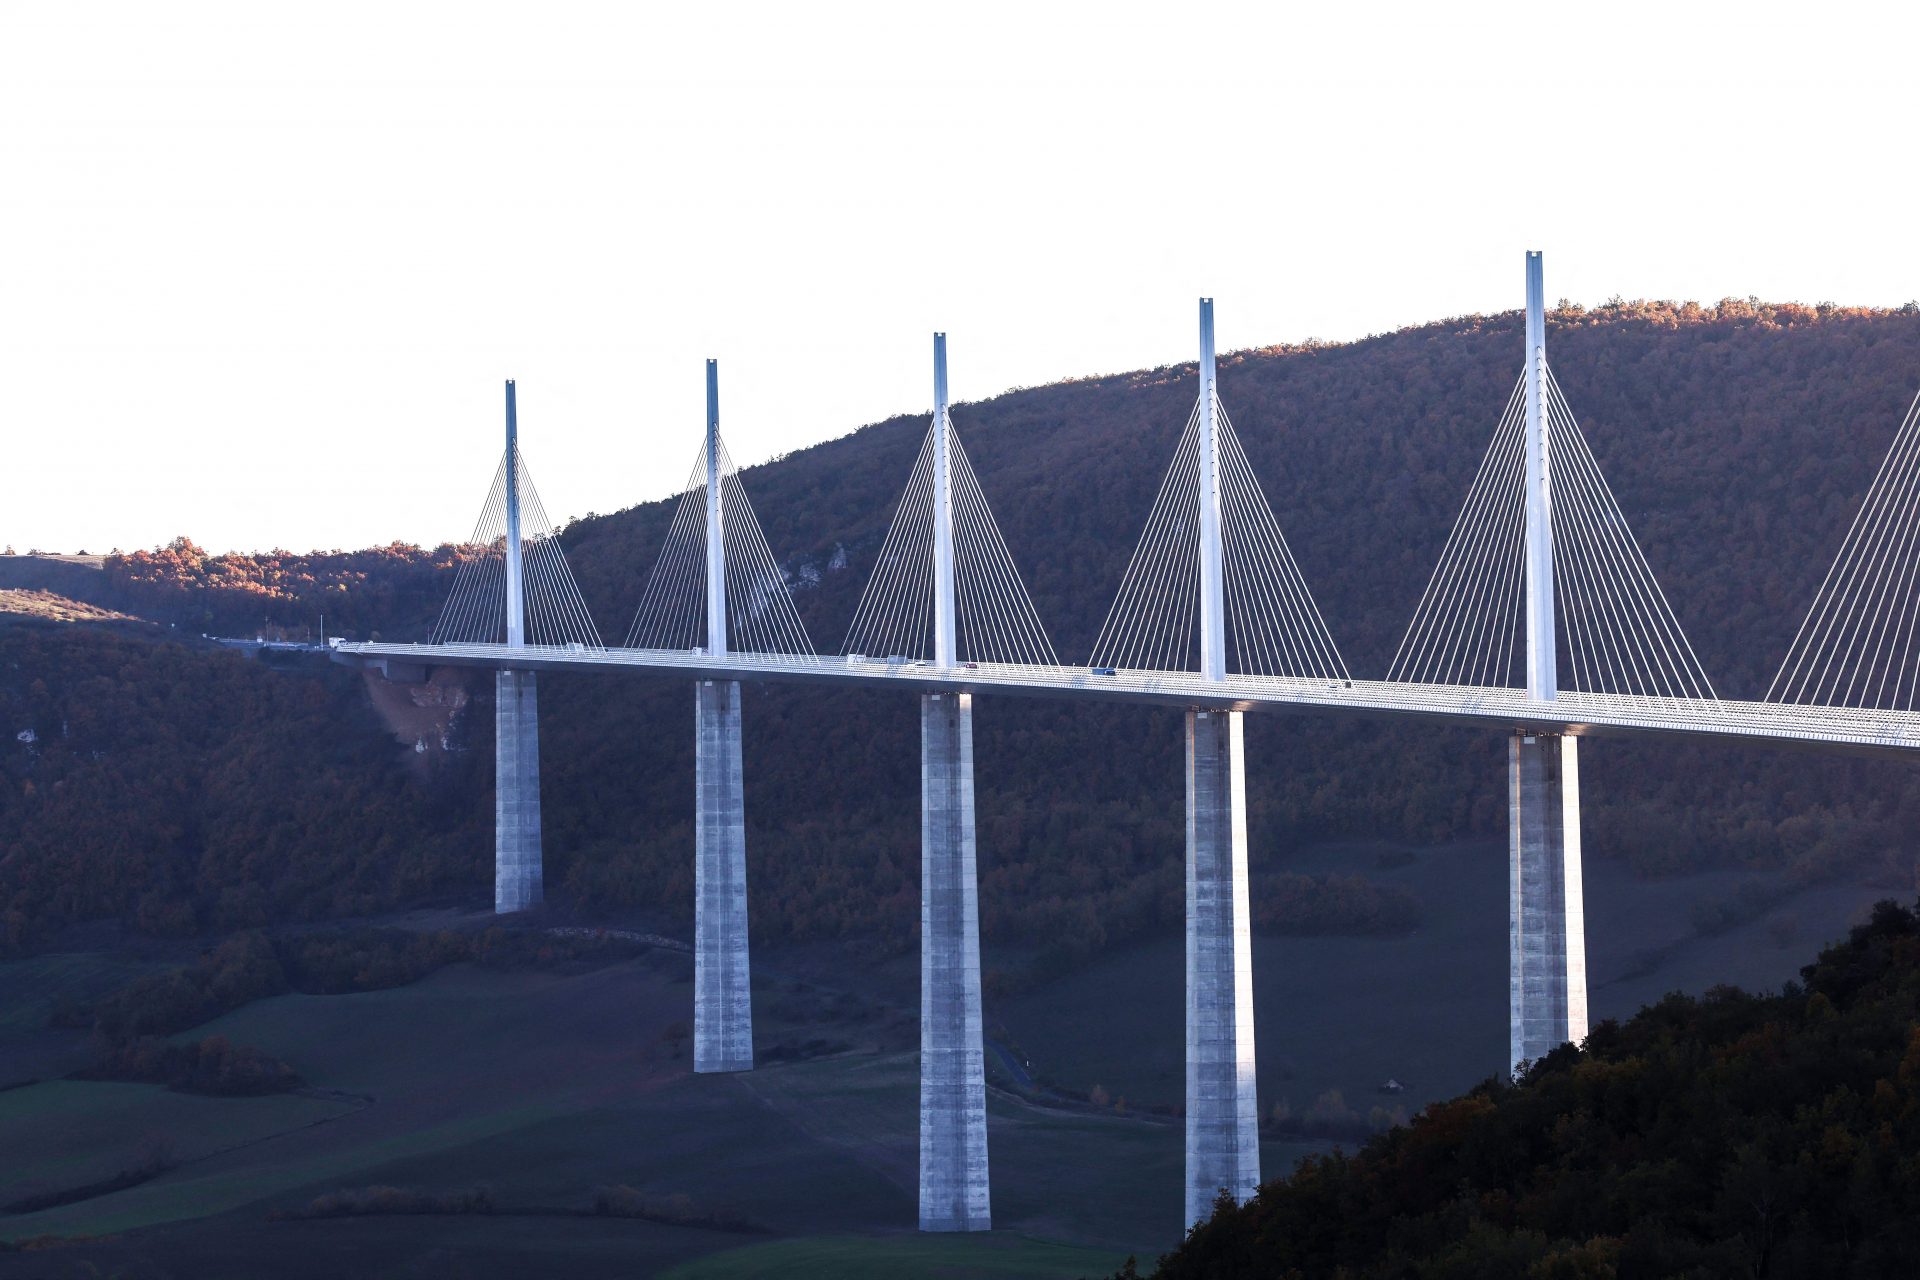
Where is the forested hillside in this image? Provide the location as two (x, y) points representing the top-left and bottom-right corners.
(1137, 897), (1920, 1278)
(5, 299), (1920, 964)
(0, 621), (485, 953)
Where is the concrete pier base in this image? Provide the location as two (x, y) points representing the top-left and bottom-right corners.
(1508, 732), (1588, 1073)
(695, 680), (754, 1074)
(494, 669), (543, 913)
(919, 692), (990, 1232)
(1185, 709), (1259, 1231)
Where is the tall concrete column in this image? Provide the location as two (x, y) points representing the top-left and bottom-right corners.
(1185, 708), (1259, 1230)
(494, 379), (543, 915)
(919, 691), (990, 1232)
(494, 669), (543, 912)
(1508, 253), (1588, 1072)
(1509, 732), (1588, 1071)
(1183, 299), (1259, 1231)
(692, 359), (753, 1073)
(695, 678), (753, 1073)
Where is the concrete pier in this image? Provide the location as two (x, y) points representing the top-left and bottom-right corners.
(695, 678), (754, 1073)
(919, 691), (990, 1232)
(1508, 731), (1588, 1072)
(494, 669), (543, 913)
(1185, 708), (1259, 1231)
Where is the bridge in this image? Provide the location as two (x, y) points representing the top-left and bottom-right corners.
(340, 647), (1920, 757)
(332, 253), (1920, 1234)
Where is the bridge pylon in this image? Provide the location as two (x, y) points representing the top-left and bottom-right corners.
(1385, 254), (1717, 1072)
(428, 381), (601, 912)
(495, 380), (544, 913)
(1182, 300), (1259, 1230)
(693, 360), (754, 1073)
(626, 360), (818, 1077)
(841, 331), (1056, 1232)
(1509, 254), (1588, 1073)
(918, 334), (991, 1232)
(1091, 295), (1351, 1229)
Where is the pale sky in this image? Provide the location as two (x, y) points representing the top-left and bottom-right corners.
(4, 1), (1917, 555)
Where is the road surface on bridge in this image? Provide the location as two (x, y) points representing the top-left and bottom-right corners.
(332, 640), (1920, 759)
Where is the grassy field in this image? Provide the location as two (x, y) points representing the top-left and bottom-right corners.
(0, 950), (173, 1094)
(0, 950), (163, 1041)
(657, 1232), (1129, 1279)
(0, 841), (1890, 1276)
(0, 1081), (358, 1209)
(0, 947), (1192, 1275)
(995, 839), (1891, 1124)
(0, 960), (692, 1243)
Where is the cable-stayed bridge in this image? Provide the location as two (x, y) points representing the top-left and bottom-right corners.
(333, 254), (1920, 1235)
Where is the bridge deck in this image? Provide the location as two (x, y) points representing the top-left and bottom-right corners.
(331, 641), (1920, 759)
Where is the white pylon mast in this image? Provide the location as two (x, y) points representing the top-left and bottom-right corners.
(705, 359), (727, 658)
(932, 333), (957, 670)
(1522, 252), (1557, 702)
(1197, 299), (1227, 682)
(503, 379), (525, 649)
